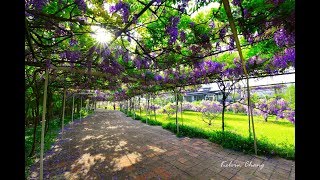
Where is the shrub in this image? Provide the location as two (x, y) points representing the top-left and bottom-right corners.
(227, 102), (246, 113)
(158, 102), (177, 119)
(200, 100), (222, 125)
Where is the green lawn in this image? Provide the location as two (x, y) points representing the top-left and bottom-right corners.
(135, 110), (294, 154)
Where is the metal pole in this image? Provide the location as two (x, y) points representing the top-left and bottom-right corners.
(40, 68), (49, 180)
(128, 99), (130, 115)
(147, 94), (149, 125)
(139, 96), (141, 117)
(80, 95), (82, 121)
(72, 94), (74, 124)
(133, 97), (136, 119)
(149, 95), (152, 120)
(180, 97), (183, 125)
(222, 0), (257, 154)
(153, 96), (156, 121)
(86, 99), (89, 111)
(175, 91), (179, 134)
(62, 88), (66, 135)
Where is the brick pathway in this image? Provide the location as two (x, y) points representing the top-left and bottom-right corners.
(29, 110), (295, 179)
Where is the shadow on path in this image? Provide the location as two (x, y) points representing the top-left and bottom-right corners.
(29, 109), (295, 179)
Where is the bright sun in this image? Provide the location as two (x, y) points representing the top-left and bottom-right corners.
(91, 26), (113, 44)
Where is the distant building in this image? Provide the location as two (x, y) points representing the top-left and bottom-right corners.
(184, 87), (223, 102)
(183, 72), (295, 103)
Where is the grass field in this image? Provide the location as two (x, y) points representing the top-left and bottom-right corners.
(133, 110), (294, 158)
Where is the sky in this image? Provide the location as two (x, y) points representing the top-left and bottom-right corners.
(201, 72), (295, 91)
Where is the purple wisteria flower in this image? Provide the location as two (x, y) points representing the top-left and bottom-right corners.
(150, 105), (161, 111)
(208, 20), (215, 28)
(180, 31), (186, 43)
(232, 0), (241, 6)
(75, 0), (87, 12)
(102, 48), (111, 58)
(219, 27), (227, 39)
(123, 51), (129, 63)
(26, 0), (48, 10)
(229, 36), (235, 49)
(216, 42), (221, 51)
(272, 48), (295, 69)
(109, 1), (130, 23)
(69, 39), (78, 46)
(273, 28), (295, 47)
(154, 74), (163, 81)
(166, 16), (180, 44)
(271, 0), (285, 6)
(243, 9), (249, 18)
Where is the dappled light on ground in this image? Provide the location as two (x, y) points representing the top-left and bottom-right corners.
(111, 152), (142, 171)
(29, 110), (294, 179)
(147, 145), (167, 153)
(64, 153), (106, 179)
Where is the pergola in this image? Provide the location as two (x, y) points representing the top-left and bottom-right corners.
(25, 0), (295, 179)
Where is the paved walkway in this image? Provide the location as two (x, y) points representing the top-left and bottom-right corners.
(29, 110), (295, 179)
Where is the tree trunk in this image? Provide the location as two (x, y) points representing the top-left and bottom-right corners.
(264, 114), (268, 122)
(29, 82), (41, 157)
(222, 104), (225, 131)
(25, 102), (30, 127)
(222, 93), (226, 131)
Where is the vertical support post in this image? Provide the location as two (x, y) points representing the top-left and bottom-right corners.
(222, 0), (257, 154)
(149, 94), (152, 121)
(62, 88), (66, 135)
(128, 99), (130, 115)
(86, 99), (89, 111)
(139, 96), (141, 117)
(175, 90), (179, 134)
(133, 97), (136, 119)
(80, 95), (82, 121)
(72, 94), (74, 124)
(153, 96), (156, 121)
(40, 68), (49, 180)
(147, 94), (149, 125)
(180, 96), (183, 125)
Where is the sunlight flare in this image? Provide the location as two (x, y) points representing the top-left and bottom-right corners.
(91, 26), (114, 44)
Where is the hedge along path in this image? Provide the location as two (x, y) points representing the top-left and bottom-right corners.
(29, 110), (294, 179)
